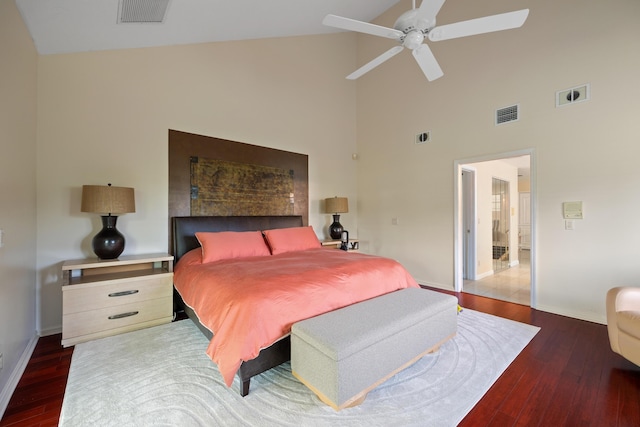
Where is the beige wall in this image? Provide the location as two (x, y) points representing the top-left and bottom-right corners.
(0, 0), (38, 405)
(36, 34), (360, 334)
(356, 0), (640, 323)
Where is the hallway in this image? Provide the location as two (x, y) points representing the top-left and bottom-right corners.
(463, 249), (530, 305)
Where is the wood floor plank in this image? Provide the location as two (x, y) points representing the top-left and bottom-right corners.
(506, 361), (550, 425)
(566, 322), (607, 425)
(2, 289), (640, 426)
(462, 356), (528, 423)
(619, 368), (640, 426)
(486, 411), (516, 426)
(592, 368), (624, 426)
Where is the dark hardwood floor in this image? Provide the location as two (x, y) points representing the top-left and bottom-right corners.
(1, 334), (73, 426)
(2, 290), (639, 426)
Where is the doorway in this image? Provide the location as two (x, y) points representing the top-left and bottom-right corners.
(454, 150), (535, 307)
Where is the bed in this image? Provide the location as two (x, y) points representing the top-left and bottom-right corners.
(172, 215), (419, 396)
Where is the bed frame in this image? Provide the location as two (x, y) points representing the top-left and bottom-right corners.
(172, 215), (304, 396)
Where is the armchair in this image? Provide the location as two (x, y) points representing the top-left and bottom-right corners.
(606, 287), (640, 366)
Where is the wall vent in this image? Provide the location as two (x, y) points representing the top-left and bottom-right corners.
(118, 0), (171, 24)
(495, 104), (519, 125)
(415, 131), (431, 144)
(556, 84), (590, 107)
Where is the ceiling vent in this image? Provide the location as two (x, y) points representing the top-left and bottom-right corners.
(118, 0), (171, 24)
(495, 104), (519, 125)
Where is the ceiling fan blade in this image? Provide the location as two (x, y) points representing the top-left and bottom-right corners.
(346, 46), (404, 80)
(428, 9), (529, 42)
(412, 44), (444, 81)
(415, 0), (447, 26)
(323, 14), (404, 40)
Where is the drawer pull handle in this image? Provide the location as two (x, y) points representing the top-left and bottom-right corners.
(108, 311), (139, 320)
(108, 290), (139, 297)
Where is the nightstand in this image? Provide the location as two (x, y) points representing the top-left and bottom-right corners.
(321, 239), (360, 252)
(61, 253), (174, 347)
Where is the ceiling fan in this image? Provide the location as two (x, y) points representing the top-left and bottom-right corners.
(323, 0), (529, 81)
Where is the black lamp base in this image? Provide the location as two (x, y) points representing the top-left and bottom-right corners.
(92, 215), (125, 259)
(329, 214), (344, 240)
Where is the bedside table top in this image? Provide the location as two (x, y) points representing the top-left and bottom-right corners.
(62, 253), (173, 271)
(321, 238), (359, 245)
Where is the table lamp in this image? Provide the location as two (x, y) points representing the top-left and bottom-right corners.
(325, 196), (348, 240)
(81, 183), (135, 259)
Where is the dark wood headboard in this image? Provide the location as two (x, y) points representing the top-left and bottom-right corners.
(172, 215), (303, 261)
(168, 130), (309, 253)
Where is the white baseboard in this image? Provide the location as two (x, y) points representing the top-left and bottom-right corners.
(0, 334), (39, 419)
(475, 270), (495, 280)
(417, 281), (607, 325)
(535, 303), (607, 325)
(39, 325), (62, 337)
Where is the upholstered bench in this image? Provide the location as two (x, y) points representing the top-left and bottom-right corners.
(291, 288), (458, 410)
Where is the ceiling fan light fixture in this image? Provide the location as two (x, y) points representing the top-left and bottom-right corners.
(403, 31), (425, 50)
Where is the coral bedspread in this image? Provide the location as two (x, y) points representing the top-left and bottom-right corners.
(173, 247), (419, 387)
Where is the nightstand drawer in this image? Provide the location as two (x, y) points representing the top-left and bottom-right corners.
(62, 296), (173, 341)
(63, 273), (173, 314)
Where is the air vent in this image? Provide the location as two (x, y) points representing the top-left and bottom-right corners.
(415, 131), (431, 144)
(118, 0), (170, 24)
(495, 104), (519, 125)
(556, 84), (590, 107)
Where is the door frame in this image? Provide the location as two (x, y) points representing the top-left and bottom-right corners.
(461, 167), (477, 280)
(453, 148), (537, 308)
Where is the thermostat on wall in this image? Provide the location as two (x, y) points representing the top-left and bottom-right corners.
(563, 201), (583, 219)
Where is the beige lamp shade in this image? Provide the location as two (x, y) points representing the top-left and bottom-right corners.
(81, 184), (135, 215)
(325, 197), (348, 214)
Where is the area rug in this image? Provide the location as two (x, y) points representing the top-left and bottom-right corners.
(59, 309), (539, 427)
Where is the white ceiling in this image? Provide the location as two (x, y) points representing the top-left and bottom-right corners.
(16, 0), (401, 55)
